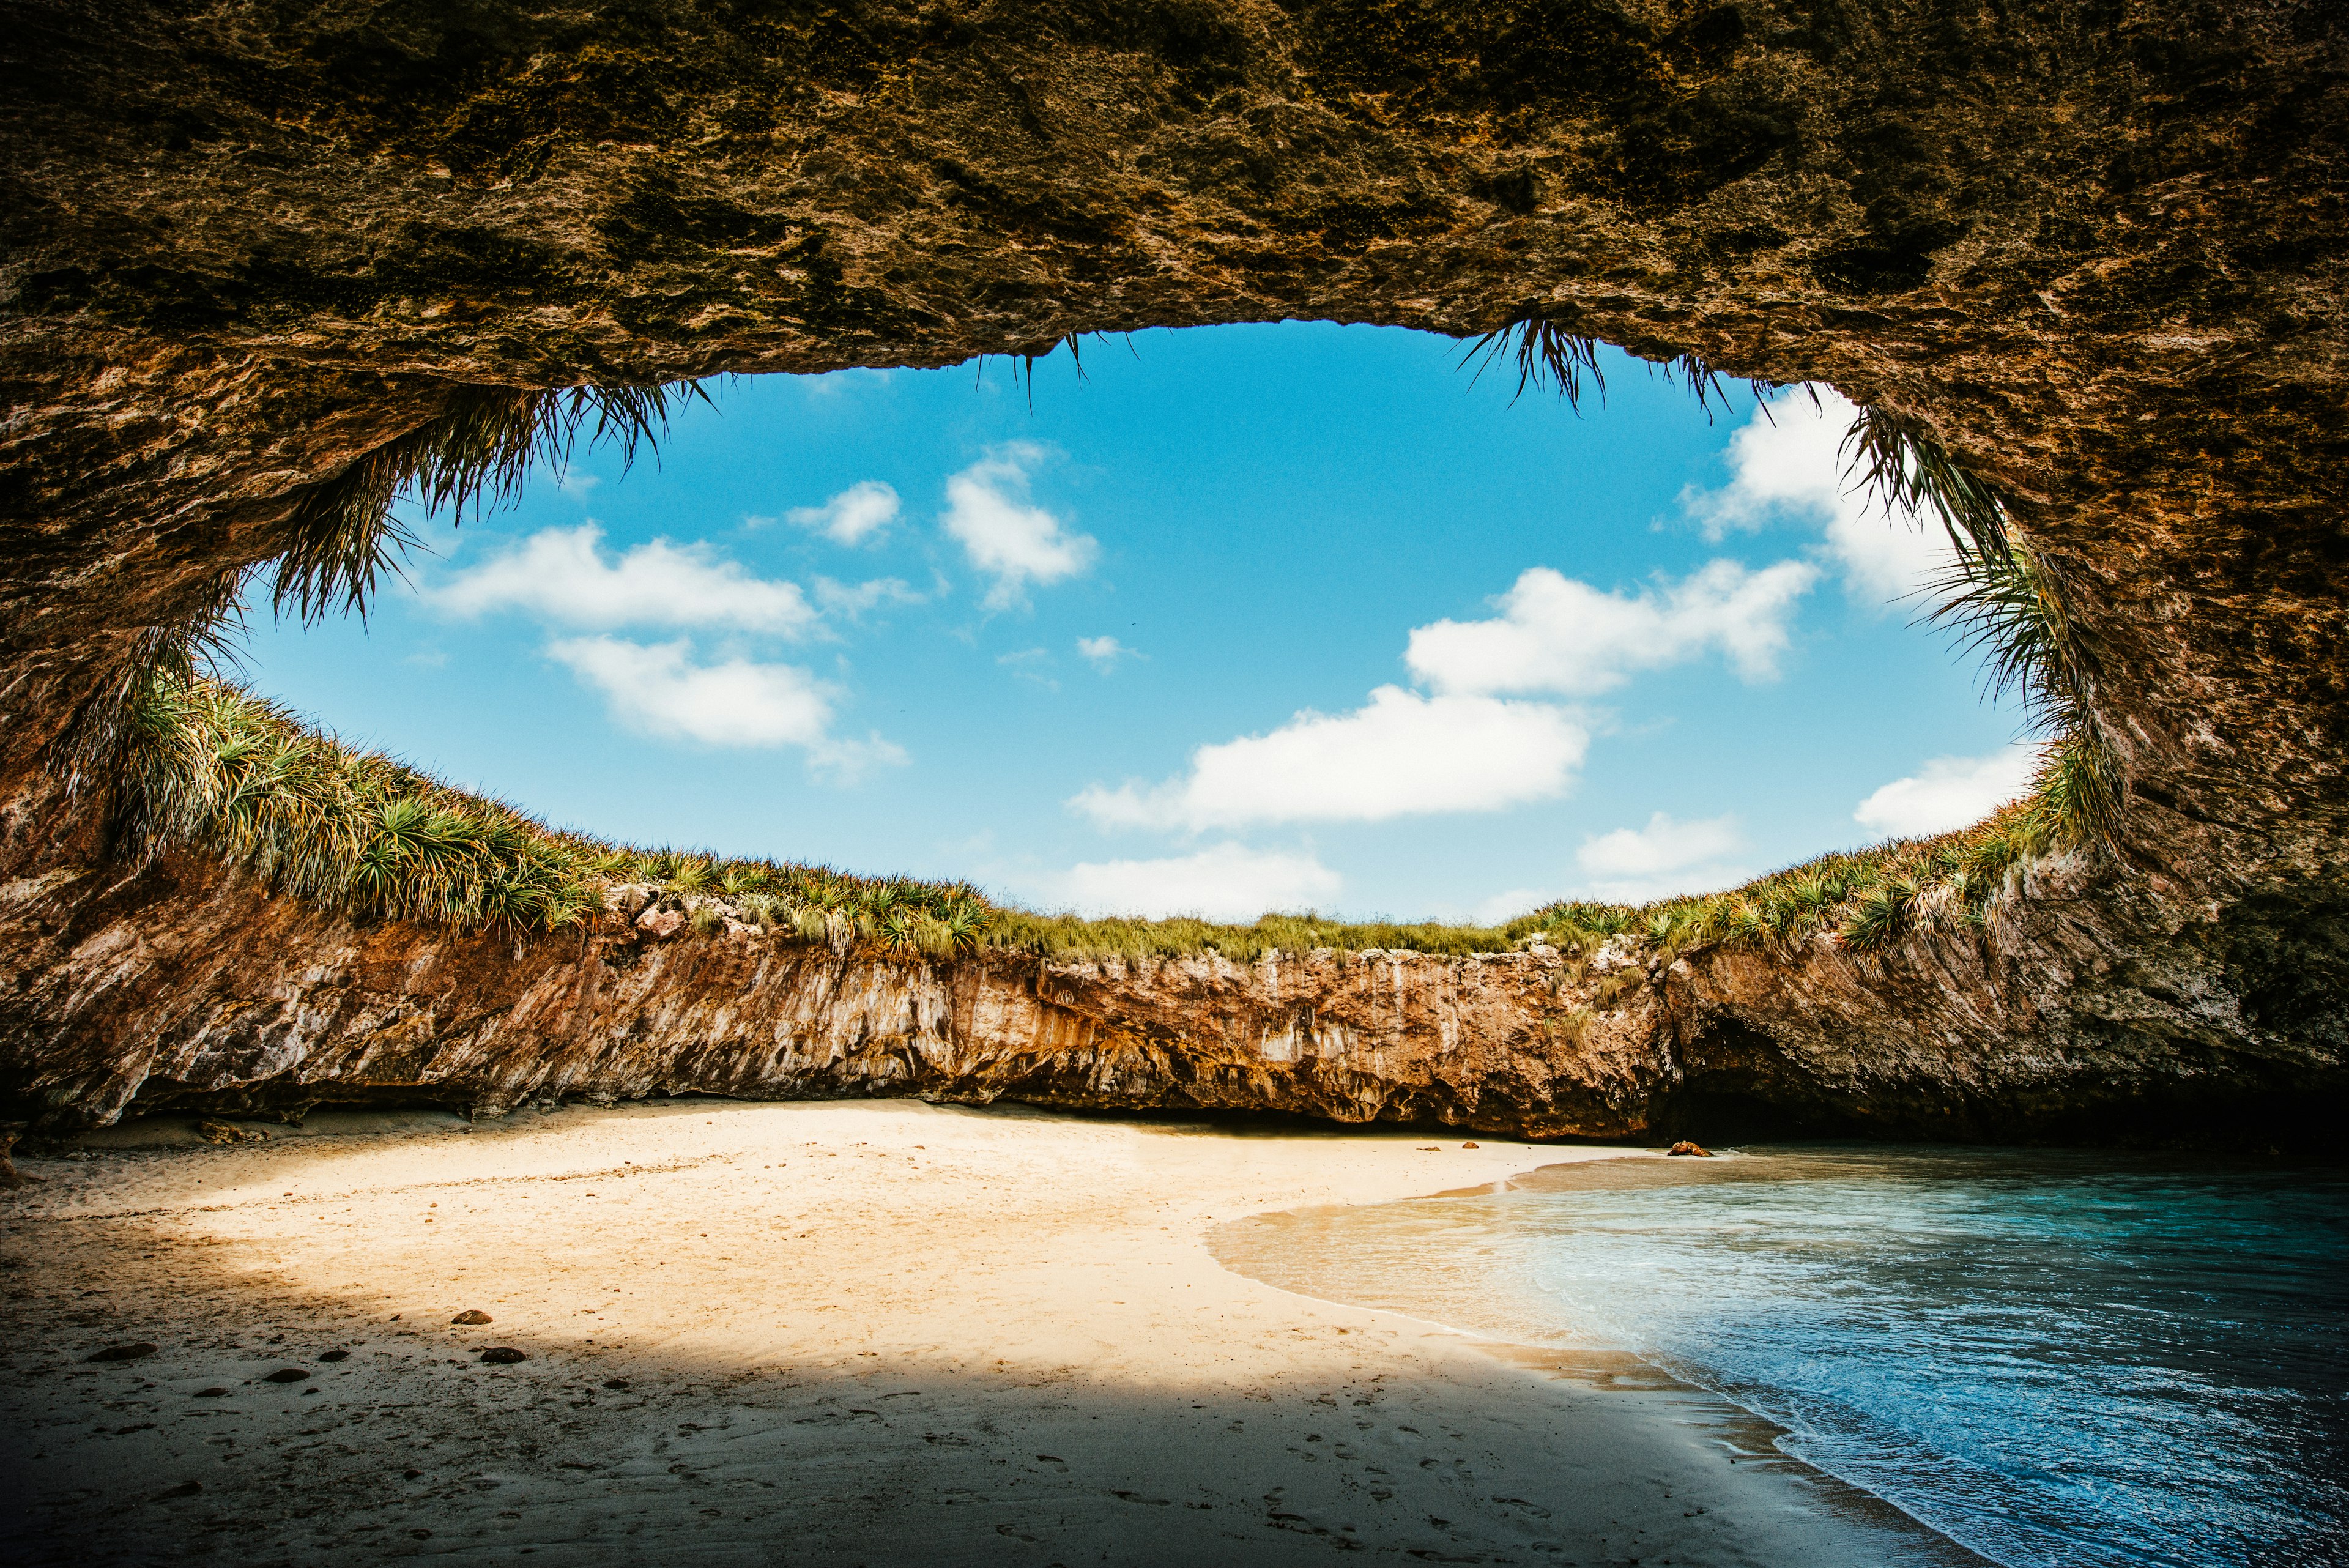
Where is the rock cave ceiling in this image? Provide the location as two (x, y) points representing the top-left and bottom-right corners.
(0, 0), (2344, 1142)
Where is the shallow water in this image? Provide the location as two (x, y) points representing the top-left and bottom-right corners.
(1211, 1146), (2349, 1567)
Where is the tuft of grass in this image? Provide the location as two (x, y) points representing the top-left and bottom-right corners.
(119, 675), (599, 931)
(981, 910), (1536, 966)
(1459, 313), (1790, 421)
(116, 669), (2112, 967)
(275, 381), (707, 626)
(1459, 310), (1608, 408)
(1842, 404), (2009, 567)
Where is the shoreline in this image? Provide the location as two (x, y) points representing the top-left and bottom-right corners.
(1205, 1187), (1989, 1565)
(4, 1099), (1984, 1565)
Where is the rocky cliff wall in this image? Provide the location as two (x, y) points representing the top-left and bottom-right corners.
(4, 839), (2331, 1145)
(2, 0), (2345, 1143)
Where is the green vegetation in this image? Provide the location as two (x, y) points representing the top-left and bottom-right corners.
(99, 343), (2124, 971)
(114, 667), (2093, 967)
(983, 910), (1539, 964)
(118, 676), (601, 931)
(275, 382), (705, 625)
(115, 671), (1004, 949)
(1458, 309), (1788, 418)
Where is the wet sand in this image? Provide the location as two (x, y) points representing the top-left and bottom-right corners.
(1, 1099), (1980, 1565)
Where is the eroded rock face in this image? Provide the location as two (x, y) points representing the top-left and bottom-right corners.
(1, 841), (2335, 1143)
(2, 0), (2345, 1142)
(0, 850), (1657, 1134)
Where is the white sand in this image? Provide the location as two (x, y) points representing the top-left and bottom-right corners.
(2, 1099), (1980, 1565)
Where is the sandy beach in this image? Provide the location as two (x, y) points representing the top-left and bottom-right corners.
(1, 1100), (1980, 1566)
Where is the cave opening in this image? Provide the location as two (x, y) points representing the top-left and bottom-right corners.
(210, 321), (2030, 940)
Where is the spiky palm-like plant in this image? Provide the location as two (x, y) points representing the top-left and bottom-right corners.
(117, 674), (599, 930)
(1460, 312), (1610, 407)
(274, 381), (708, 625)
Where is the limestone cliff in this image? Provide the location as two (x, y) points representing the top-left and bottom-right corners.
(1, 843), (2326, 1144)
(2, 0), (2345, 1143)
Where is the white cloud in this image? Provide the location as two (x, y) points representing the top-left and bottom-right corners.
(812, 576), (921, 617)
(1071, 686), (1589, 830)
(1579, 812), (1743, 879)
(547, 636), (905, 777)
(1077, 635), (1136, 672)
(432, 525), (817, 637)
(1044, 844), (1343, 922)
(784, 480), (899, 546)
(1464, 814), (1746, 918)
(1559, 812), (1750, 904)
(801, 368), (894, 399)
(996, 647), (1057, 690)
(941, 444), (1098, 609)
(1472, 886), (1551, 925)
(1854, 744), (2039, 838)
(1677, 387), (1951, 605)
(1405, 559), (1818, 697)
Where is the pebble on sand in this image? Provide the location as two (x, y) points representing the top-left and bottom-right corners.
(261, 1367), (310, 1383)
(318, 1350), (350, 1362)
(193, 1387), (229, 1398)
(480, 1347), (528, 1364)
(1666, 1140), (1715, 1157)
(85, 1343), (158, 1362)
(451, 1309), (494, 1325)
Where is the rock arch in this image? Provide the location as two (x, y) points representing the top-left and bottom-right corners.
(2, 0), (2345, 1140)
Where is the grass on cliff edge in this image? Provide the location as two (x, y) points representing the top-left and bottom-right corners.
(103, 343), (2118, 969)
(114, 671), (2102, 967)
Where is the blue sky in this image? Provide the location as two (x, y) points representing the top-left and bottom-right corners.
(238, 322), (2034, 923)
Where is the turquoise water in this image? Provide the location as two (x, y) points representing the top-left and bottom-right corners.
(1211, 1146), (2349, 1567)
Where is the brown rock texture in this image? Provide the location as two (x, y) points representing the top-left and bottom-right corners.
(2, 0), (2345, 1141)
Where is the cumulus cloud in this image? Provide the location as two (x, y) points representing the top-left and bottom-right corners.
(1069, 555), (1806, 831)
(1405, 559), (1818, 697)
(1564, 812), (1750, 903)
(941, 444), (1098, 608)
(1678, 387), (1950, 605)
(1077, 635), (1136, 672)
(1579, 812), (1743, 879)
(1464, 813), (1748, 917)
(1071, 686), (1589, 831)
(432, 525), (818, 636)
(1854, 744), (2039, 838)
(784, 480), (900, 546)
(1045, 843), (1343, 922)
(547, 636), (905, 777)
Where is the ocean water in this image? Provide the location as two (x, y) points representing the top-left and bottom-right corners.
(1210, 1146), (2349, 1567)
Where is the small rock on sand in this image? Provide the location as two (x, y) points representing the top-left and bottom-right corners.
(479, 1347), (527, 1364)
(261, 1367), (310, 1383)
(451, 1309), (494, 1325)
(603, 1377), (631, 1389)
(193, 1388), (229, 1398)
(86, 1343), (158, 1362)
(317, 1349), (349, 1362)
(1666, 1140), (1714, 1157)
(1461, 1141), (1480, 1149)
(152, 1481), (202, 1501)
